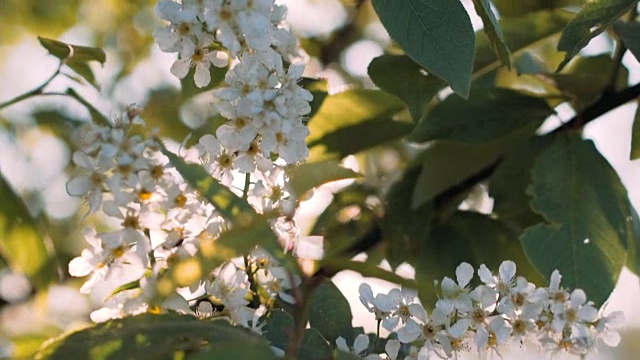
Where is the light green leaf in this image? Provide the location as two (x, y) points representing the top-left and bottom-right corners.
(307, 90), (409, 161)
(615, 21), (640, 63)
(492, 0), (583, 18)
(557, 0), (638, 70)
(473, 0), (511, 69)
(308, 279), (354, 344)
(521, 133), (630, 306)
(409, 88), (552, 144)
(35, 313), (274, 360)
(286, 160), (361, 198)
(187, 343), (276, 360)
(367, 55), (445, 123)
(38, 36), (106, 88)
(0, 173), (55, 287)
(370, 0), (475, 98)
(412, 141), (504, 209)
(632, 99), (640, 160)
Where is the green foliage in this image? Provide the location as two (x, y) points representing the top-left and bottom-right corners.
(521, 133), (630, 306)
(615, 21), (640, 62)
(35, 313), (274, 360)
(370, 0), (475, 97)
(286, 160), (361, 198)
(299, 328), (333, 360)
(0, 174), (55, 287)
(307, 279), (354, 345)
(492, 0), (583, 17)
(306, 89), (410, 161)
(557, 0), (638, 70)
(472, 0), (511, 69)
(409, 88), (553, 144)
(38, 36), (106, 88)
(368, 55), (445, 123)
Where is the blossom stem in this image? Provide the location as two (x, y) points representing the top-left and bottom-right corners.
(242, 173), (251, 200)
(0, 61), (63, 110)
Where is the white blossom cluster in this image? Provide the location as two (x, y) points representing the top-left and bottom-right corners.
(65, 110), (300, 325)
(154, 0), (313, 173)
(355, 261), (624, 359)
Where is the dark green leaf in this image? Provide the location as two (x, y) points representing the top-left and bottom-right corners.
(308, 279), (354, 344)
(368, 55), (445, 123)
(187, 342), (276, 360)
(261, 310), (294, 353)
(473, 0), (511, 69)
(409, 88), (552, 144)
(370, 0), (475, 97)
(35, 313), (273, 360)
(307, 90), (409, 161)
(299, 78), (329, 120)
(336, 350), (365, 360)
(489, 135), (554, 232)
(287, 160), (361, 198)
(632, 99), (640, 160)
(0, 173), (55, 287)
(412, 141), (505, 209)
(625, 202), (640, 275)
(521, 133), (630, 306)
(615, 21), (640, 62)
(557, 0), (638, 70)
(299, 328), (332, 360)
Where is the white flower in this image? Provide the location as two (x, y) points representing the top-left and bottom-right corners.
(478, 261), (516, 296)
(551, 289), (598, 335)
(474, 316), (510, 355)
(170, 35), (228, 88)
(382, 287), (421, 331)
(439, 262), (474, 313)
(358, 283), (395, 321)
(205, 262), (249, 311)
(336, 334), (370, 357)
(594, 310), (624, 346)
(153, 0), (201, 53)
(66, 151), (107, 213)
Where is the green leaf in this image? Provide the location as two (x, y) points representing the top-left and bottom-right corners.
(38, 36), (106, 88)
(36, 313), (274, 360)
(299, 78), (329, 120)
(307, 90), (409, 161)
(547, 55), (628, 112)
(625, 202), (640, 275)
(261, 310), (294, 352)
(367, 55), (445, 123)
(474, 10), (574, 74)
(370, 0), (475, 98)
(311, 185), (378, 257)
(472, 0), (511, 69)
(411, 141), (504, 209)
(308, 278), (354, 344)
(492, 0), (583, 17)
(521, 133), (630, 306)
(160, 144), (253, 219)
(409, 88), (553, 144)
(489, 135), (554, 232)
(615, 21), (640, 63)
(319, 258), (419, 291)
(37, 36), (106, 64)
(287, 160), (361, 198)
(632, 99), (640, 160)
(557, 0), (638, 70)
(187, 342), (276, 360)
(424, 211), (545, 290)
(0, 173), (55, 287)
(299, 328), (332, 360)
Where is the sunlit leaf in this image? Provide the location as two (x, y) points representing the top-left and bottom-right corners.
(307, 90), (409, 161)
(632, 97), (640, 160)
(370, 0), (475, 97)
(473, 0), (511, 69)
(368, 55), (445, 123)
(286, 160), (361, 198)
(521, 133), (630, 306)
(35, 313), (273, 360)
(0, 174), (55, 287)
(557, 0), (637, 70)
(38, 36), (106, 88)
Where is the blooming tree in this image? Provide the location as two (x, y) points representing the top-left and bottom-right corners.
(0, 0), (638, 359)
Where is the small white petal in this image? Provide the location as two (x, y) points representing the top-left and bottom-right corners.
(499, 260), (516, 282)
(336, 337), (349, 352)
(456, 262), (474, 287)
(194, 62), (211, 88)
(385, 339), (401, 360)
(353, 334), (369, 355)
(170, 58), (192, 79)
